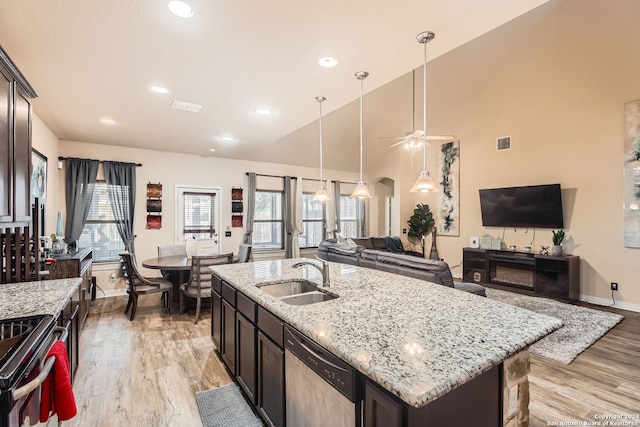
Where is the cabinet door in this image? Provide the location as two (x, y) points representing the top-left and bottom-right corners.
(236, 312), (257, 405)
(364, 380), (403, 427)
(221, 299), (236, 374)
(13, 87), (30, 222)
(257, 331), (285, 427)
(0, 65), (12, 222)
(211, 290), (222, 350)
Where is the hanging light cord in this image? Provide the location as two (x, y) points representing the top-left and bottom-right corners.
(359, 76), (364, 182)
(318, 97), (324, 186)
(422, 37), (428, 171)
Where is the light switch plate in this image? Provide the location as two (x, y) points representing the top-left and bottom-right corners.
(225, 231), (231, 237)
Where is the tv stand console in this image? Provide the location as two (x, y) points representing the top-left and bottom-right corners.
(462, 248), (579, 301)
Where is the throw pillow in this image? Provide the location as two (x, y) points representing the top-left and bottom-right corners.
(336, 233), (348, 245)
(346, 238), (358, 248)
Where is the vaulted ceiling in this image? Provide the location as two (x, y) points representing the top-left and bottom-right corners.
(0, 0), (549, 171)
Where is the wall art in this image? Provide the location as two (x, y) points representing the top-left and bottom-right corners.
(624, 99), (640, 247)
(436, 140), (460, 236)
(31, 149), (47, 204)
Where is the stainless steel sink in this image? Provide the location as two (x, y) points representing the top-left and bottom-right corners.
(280, 291), (339, 305)
(258, 280), (318, 297)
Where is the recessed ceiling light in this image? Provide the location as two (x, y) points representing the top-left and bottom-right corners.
(151, 85), (169, 94)
(168, 1), (194, 18)
(209, 148), (216, 152)
(100, 117), (117, 126)
(255, 108), (273, 116)
(219, 136), (235, 142)
(319, 57), (337, 67)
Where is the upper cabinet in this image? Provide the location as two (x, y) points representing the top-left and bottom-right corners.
(0, 46), (37, 224)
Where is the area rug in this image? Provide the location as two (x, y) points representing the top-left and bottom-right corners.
(485, 288), (624, 364)
(195, 383), (262, 427)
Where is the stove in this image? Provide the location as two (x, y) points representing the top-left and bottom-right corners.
(0, 314), (56, 427)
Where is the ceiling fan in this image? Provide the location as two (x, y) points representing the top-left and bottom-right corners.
(379, 69), (453, 150)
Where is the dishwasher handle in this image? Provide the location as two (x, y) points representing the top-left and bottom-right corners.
(13, 326), (68, 400)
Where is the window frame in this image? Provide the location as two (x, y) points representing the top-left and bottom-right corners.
(299, 192), (325, 249)
(253, 189), (285, 251)
(79, 180), (126, 263)
(339, 194), (363, 239)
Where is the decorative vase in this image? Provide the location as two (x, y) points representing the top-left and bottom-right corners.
(429, 228), (439, 260)
(551, 245), (563, 256)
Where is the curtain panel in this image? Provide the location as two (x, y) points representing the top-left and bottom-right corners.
(64, 158), (99, 245)
(103, 161), (137, 253)
(243, 172), (256, 244)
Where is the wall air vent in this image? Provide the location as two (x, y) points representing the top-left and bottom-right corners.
(170, 100), (202, 113)
(496, 135), (512, 151)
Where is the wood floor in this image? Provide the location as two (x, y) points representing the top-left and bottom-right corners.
(66, 294), (640, 427)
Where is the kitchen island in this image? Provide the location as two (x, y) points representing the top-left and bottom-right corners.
(210, 259), (563, 427)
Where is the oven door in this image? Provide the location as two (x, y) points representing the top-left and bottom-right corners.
(7, 326), (68, 427)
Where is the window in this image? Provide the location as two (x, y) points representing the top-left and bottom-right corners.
(339, 195), (363, 238)
(298, 193), (324, 248)
(78, 182), (125, 262)
(182, 192), (217, 240)
(253, 190), (283, 249)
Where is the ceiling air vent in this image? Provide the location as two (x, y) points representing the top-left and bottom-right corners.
(496, 135), (511, 151)
(170, 100), (202, 113)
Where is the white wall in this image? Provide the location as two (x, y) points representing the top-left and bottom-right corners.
(59, 140), (361, 293)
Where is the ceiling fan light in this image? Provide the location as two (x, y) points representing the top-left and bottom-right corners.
(351, 181), (372, 199)
(313, 186), (330, 201)
(410, 171), (439, 193)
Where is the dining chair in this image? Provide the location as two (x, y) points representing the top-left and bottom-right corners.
(233, 244), (252, 263)
(180, 253), (233, 324)
(120, 252), (173, 321)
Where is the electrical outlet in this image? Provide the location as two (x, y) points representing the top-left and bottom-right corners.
(611, 282), (619, 291)
(225, 231), (232, 237)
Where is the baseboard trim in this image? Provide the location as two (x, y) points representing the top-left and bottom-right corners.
(580, 294), (640, 313)
(97, 289), (127, 299)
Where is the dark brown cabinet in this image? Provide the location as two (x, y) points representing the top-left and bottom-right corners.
(211, 291), (222, 350)
(48, 248), (93, 330)
(365, 380), (403, 427)
(236, 312), (257, 404)
(236, 292), (257, 405)
(221, 299), (236, 374)
(257, 331), (285, 427)
(0, 46), (38, 284)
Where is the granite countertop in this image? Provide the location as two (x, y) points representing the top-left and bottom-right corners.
(211, 258), (563, 408)
(0, 278), (82, 320)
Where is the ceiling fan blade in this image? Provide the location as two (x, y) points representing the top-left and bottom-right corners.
(378, 136), (410, 141)
(387, 140), (408, 148)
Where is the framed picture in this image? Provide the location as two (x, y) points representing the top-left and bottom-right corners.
(31, 149), (47, 204)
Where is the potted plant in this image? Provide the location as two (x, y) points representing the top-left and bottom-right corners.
(407, 204), (436, 258)
(551, 229), (566, 256)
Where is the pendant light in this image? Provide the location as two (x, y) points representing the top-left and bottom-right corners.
(410, 31), (440, 193)
(313, 96), (330, 201)
(351, 71), (372, 199)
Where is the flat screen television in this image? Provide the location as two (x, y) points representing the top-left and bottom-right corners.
(479, 184), (564, 229)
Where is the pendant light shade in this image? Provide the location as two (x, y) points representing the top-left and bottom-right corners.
(313, 96), (330, 201)
(351, 71), (372, 199)
(410, 31), (440, 194)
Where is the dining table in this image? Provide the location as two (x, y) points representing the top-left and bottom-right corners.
(141, 255), (192, 307)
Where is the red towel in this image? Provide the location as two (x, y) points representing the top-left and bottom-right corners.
(39, 341), (77, 422)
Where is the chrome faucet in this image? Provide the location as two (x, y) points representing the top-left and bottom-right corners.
(292, 257), (330, 289)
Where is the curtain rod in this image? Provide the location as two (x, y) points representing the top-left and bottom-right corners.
(246, 172), (359, 186)
(58, 156), (142, 167)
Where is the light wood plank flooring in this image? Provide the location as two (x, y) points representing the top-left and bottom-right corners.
(67, 294), (640, 426)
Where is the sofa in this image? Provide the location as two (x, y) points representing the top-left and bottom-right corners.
(317, 237), (486, 296)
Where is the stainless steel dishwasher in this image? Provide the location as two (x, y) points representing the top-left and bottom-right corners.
(285, 326), (363, 427)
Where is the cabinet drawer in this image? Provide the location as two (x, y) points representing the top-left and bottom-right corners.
(237, 292), (256, 323)
(222, 281), (236, 306)
(257, 307), (283, 348)
(212, 274), (222, 294)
